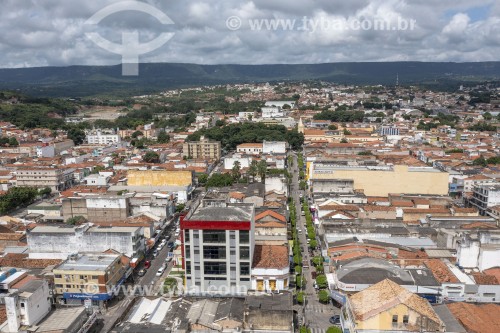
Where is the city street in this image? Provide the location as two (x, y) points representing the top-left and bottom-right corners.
(99, 217), (178, 332)
(289, 152), (341, 333)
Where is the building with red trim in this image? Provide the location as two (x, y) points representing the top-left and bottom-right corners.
(180, 201), (255, 295)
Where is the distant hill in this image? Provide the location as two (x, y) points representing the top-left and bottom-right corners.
(0, 62), (499, 97)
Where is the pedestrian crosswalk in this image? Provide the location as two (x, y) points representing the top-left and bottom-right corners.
(309, 328), (326, 333)
(305, 305), (333, 313)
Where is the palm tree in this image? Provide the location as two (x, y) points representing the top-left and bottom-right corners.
(257, 159), (267, 183)
(248, 160), (258, 183)
(231, 161), (241, 181)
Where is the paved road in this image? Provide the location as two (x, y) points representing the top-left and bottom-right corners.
(100, 217), (178, 332)
(289, 152), (341, 332)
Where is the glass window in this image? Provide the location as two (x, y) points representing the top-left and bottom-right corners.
(184, 230), (190, 242)
(186, 261), (191, 274)
(240, 247), (250, 259)
(240, 262), (250, 275)
(203, 230), (226, 243)
(54, 274), (62, 278)
(204, 262), (227, 275)
(239, 230), (249, 243)
(392, 315), (398, 323)
(185, 245), (191, 259)
(203, 246), (226, 259)
(403, 315), (409, 324)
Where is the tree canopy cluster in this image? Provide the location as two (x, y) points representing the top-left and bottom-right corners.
(0, 187), (38, 214)
(313, 110), (365, 122)
(187, 123), (304, 150)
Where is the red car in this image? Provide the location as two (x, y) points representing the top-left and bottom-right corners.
(144, 260), (151, 269)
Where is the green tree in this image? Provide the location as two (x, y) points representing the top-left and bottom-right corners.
(316, 274), (328, 289)
(157, 130), (170, 143)
(131, 130), (144, 138)
(297, 291), (305, 304)
(143, 151), (160, 163)
(483, 112), (493, 120)
(343, 128), (352, 135)
(38, 187), (52, 196)
(66, 215), (87, 225)
(318, 290), (330, 303)
(198, 173), (208, 185)
(257, 160), (267, 183)
(340, 138), (348, 143)
(206, 173), (234, 188)
(8, 137), (19, 146)
(0, 187), (38, 214)
(472, 155), (487, 167)
(67, 128), (86, 145)
(231, 161), (241, 181)
(248, 160), (258, 183)
(328, 124), (338, 130)
(175, 203), (186, 213)
(295, 265), (302, 275)
(300, 326), (311, 333)
(326, 327), (342, 333)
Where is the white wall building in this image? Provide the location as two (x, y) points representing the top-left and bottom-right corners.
(224, 154), (252, 170)
(263, 141), (287, 154)
(86, 130), (121, 145)
(3, 279), (52, 332)
(457, 232), (500, 271)
(261, 107), (285, 118)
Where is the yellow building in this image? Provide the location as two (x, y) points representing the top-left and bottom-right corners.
(310, 164), (448, 196)
(127, 170), (194, 187)
(53, 254), (127, 306)
(342, 279), (445, 332)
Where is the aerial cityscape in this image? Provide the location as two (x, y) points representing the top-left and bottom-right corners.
(0, 1), (499, 333)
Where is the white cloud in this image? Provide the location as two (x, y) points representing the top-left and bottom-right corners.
(0, 0), (498, 68)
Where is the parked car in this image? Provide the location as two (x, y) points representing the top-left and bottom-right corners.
(138, 269), (147, 277)
(156, 266), (165, 276)
(165, 257), (173, 264)
(329, 315), (341, 325)
(144, 260), (151, 269)
(153, 250), (159, 258)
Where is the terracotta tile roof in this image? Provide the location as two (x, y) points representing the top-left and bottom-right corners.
(237, 143), (263, 148)
(229, 191), (246, 200)
(453, 207), (478, 213)
(461, 222), (498, 230)
(0, 306), (6, 327)
(0, 253), (62, 268)
(367, 197), (389, 203)
(255, 210), (286, 223)
(319, 204), (360, 211)
(349, 279), (442, 324)
(472, 273), (499, 285)
(447, 303), (500, 333)
(252, 245), (289, 269)
(483, 267), (500, 283)
(11, 275), (39, 289)
(391, 200), (414, 207)
(402, 208), (450, 214)
(424, 259), (460, 283)
(363, 205), (396, 212)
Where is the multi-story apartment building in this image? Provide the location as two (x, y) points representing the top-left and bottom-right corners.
(16, 167), (75, 192)
(86, 130), (121, 145)
(469, 183), (500, 215)
(183, 136), (221, 160)
(53, 253), (128, 307)
(180, 201), (255, 295)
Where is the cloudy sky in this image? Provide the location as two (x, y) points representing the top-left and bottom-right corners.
(1, 0), (499, 68)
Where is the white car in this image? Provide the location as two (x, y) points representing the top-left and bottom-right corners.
(156, 266), (165, 276)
